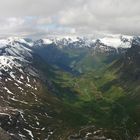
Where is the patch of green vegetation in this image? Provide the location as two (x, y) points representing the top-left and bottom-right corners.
(31, 49), (140, 139)
(48, 59), (140, 139)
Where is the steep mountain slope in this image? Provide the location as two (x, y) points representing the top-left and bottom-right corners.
(0, 38), (66, 140)
(89, 37), (140, 139)
(111, 37), (140, 130)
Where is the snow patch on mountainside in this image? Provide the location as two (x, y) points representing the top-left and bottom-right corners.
(99, 35), (133, 48)
(42, 39), (53, 45)
(0, 56), (27, 72)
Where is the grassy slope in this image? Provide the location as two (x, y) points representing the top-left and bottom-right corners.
(48, 59), (140, 139)
(31, 49), (140, 139)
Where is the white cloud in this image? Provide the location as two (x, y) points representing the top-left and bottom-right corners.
(0, 0), (139, 38)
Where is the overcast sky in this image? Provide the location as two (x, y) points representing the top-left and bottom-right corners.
(0, 0), (139, 38)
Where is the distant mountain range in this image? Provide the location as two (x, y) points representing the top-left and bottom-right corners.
(0, 35), (135, 78)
